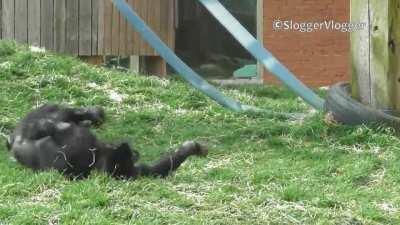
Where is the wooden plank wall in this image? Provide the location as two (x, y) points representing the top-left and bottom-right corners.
(101, 0), (176, 56)
(0, 0), (175, 56)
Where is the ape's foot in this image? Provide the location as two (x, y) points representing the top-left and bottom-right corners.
(78, 120), (93, 127)
(86, 107), (105, 126)
(182, 141), (208, 157)
(6, 135), (11, 151)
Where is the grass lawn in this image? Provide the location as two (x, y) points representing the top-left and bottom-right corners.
(0, 41), (400, 225)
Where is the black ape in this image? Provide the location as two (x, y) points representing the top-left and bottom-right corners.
(6, 104), (207, 179)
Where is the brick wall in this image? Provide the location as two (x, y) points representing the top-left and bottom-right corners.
(263, 0), (350, 87)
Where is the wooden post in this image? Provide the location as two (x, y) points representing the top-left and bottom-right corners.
(129, 55), (140, 73)
(257, 0), (264, 80)
(351, 0), (400, 112)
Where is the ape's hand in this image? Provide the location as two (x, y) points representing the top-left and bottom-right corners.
(182, 141), (208, 157)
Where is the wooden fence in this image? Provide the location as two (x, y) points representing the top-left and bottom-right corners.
(0, 0), (176, 56)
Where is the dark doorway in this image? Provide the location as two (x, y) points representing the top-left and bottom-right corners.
(176, 0), (257, 79)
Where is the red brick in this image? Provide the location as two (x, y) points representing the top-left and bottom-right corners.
(263, 0), (350, 87)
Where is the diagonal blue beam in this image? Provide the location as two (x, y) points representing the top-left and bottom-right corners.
(112, 0), (243, 112)
(198, 0), (325, 110)
(112, 0), (324, 113)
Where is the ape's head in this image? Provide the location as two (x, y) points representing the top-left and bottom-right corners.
(107, 142), (139, 179)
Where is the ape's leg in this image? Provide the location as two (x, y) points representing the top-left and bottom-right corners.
(64, 106), (105, 126)
(137, 141), (208, 178)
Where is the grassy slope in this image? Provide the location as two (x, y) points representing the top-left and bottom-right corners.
(0, 42), (400, 225)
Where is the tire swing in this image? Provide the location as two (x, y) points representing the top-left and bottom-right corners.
(325, 82), (400, 129)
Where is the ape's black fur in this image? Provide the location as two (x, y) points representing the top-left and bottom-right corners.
(7, 104), (207, 179)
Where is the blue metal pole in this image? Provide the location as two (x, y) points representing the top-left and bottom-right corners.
(198, 0), (325, 110)
(112, 0), (243, 112)
(112, 0), (324, 113)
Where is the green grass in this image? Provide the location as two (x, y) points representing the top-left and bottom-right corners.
(1, 41), (400, 224)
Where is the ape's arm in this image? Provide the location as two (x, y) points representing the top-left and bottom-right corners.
(63, 107), (105, 127)
(136, 141), (208, 178)
(26, 119), (75, 140)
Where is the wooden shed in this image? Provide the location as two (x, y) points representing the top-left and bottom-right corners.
(260, 0), (350, 87)
(0, 0), (176, 75)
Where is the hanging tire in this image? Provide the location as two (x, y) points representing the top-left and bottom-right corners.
(325, 82), (400, 128)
